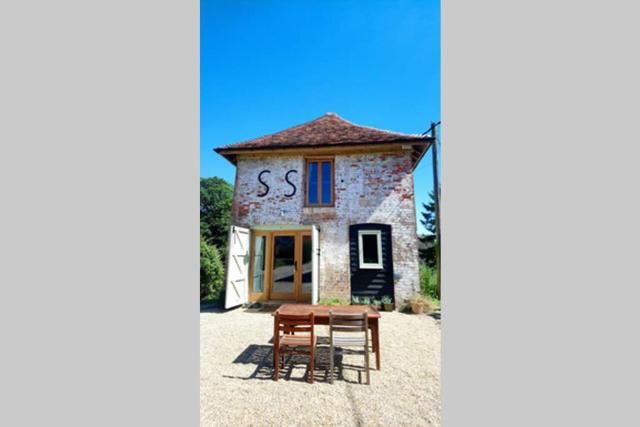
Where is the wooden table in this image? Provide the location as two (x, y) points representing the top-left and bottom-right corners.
(273, 304), (381, 370)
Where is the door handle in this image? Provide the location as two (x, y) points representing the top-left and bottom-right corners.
(294, 260), (298, 272)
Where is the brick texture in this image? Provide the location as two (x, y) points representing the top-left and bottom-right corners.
(231, 151), (421, 306)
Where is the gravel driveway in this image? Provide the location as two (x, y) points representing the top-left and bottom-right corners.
(200, 306), (441, 426)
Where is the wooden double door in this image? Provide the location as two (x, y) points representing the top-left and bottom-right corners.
(249, 230), (313, 302)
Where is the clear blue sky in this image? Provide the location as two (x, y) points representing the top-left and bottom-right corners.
(201, 0), (440, 234)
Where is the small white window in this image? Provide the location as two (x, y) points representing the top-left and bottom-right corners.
(358, 230), (383, 269)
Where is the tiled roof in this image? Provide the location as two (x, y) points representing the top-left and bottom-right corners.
(215, 113), (429, 152)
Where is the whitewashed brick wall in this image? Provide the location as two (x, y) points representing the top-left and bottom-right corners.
(231, 151), (421, 305)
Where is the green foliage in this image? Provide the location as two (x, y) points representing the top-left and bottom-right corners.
(200, 238), (225, 301)
(351, 296), (376, 305)
(318, 296), (351, 306)
(418, 234), (437, 267)
(418, 191), (438, 267)
(381, 295), (392, 305)
(200, 177), (234, 249)
(420, 262), (440, 300)
(420, 191), (437, 234)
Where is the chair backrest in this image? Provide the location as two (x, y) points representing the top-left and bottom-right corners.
(329, 311), (368, 333)
(275, 312), (315, 335)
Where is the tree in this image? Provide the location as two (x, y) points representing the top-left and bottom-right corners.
(200, 238), (225, 301)
(420, 191), (437, 234)
(200, 177), (233, 248)
(418, 191), (437, 267)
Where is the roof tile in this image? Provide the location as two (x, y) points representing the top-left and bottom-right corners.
(215, 113), (428, 151)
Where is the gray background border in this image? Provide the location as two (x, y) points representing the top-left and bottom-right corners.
(443, 0), (640, 425)
(0, 0), (199, 425)
(1, 0), (639, 425)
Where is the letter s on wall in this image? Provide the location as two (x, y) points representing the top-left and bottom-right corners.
(257, 170), (270, 197)
(284, 169), (298, 197)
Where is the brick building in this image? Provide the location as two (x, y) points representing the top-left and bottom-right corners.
(215, 113), (433, 309)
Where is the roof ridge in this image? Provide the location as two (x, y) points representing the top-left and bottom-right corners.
(329, 113), (425, 138)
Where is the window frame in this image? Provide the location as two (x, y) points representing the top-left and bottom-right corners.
(251, 234), (267, 294)
(305, 157), (334, 207)
(358, 229), (383, 269)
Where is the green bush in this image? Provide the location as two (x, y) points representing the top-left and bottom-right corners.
(200, 238), (225, 301)
(200, 177), (233, 249)
(420, 262), (439, 300)
(318, 296), (351, 306)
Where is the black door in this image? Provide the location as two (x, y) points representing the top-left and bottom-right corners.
(349, 223), (394, 302)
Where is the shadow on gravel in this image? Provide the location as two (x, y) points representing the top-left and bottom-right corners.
(200, 302), (284, 314)
(223, 343), (370, 384)
(242, 303), (280, 314)
(397, 306), (441, 321)
(200, 304), (226, 314)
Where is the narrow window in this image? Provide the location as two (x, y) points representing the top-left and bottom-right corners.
(358, 230), (383, 269)
(252, 235), (266, 293)
(306, 158), (333, 206)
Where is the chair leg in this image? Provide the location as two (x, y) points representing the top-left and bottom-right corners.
(310, 346), (315, 384)
(274, 343), (279, 381)
(329, 342), (334, 384)
(364, 343), (370, 385)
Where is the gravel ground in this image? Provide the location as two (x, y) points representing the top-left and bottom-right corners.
(200, 306), (441, 426)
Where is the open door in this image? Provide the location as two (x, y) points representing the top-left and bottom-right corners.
(311, 225), (319, 304)
(225, 225), (250, 309)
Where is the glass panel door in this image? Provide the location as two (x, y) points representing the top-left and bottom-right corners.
(269, 234), (297, 300)
(299, 234), (312, 301)
(250, 233), (268, 301)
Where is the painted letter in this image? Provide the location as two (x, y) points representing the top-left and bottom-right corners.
(257, 170), (270, 197)
(284, 169), (298, 197)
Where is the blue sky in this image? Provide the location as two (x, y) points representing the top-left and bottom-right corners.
(201, 0), (440, 234)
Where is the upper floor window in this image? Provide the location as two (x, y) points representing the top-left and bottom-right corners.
(305, 158), (334, 206)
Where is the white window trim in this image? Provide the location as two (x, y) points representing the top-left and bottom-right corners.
(358, 230), (383, 269)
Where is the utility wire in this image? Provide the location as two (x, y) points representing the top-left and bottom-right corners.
(422, 120), (441, 136)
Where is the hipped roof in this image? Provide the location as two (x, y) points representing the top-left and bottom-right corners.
(214, 113), (433, 169)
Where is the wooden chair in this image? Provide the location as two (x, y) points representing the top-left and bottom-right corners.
(273, 312), (316, 383)
(329, 311), (370, 385)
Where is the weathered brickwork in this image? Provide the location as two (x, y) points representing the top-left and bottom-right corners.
(231, 151), (421, 305)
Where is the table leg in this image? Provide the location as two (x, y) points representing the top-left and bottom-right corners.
(273, 342), (277, 369)
(371, 320), (380, 370)
(273, 316), (278, 373)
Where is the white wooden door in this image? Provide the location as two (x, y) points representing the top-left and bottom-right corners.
(311, 225), (319, 304)
(225, 226), (250, 309)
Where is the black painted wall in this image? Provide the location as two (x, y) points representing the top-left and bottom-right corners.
(349, 223), (394, 302)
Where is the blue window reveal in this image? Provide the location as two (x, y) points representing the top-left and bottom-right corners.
(321, 161), (332, 204)
(306, 158), (333, 206)
(308, 162), (318, 204)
